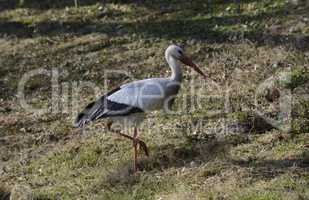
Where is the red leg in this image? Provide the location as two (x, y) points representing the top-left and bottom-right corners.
(107, 124), (149, 173)
(133, 127), (138, 173)
(110, 129), (149, 157)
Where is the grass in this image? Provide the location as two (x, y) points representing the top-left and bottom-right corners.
(0, 0), (308, 199)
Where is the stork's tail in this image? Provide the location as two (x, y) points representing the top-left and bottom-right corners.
(73, 101), (96, 128)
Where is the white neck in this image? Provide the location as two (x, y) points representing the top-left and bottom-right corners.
(165, 52), (182, 82)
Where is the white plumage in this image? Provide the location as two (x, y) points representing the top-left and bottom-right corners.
(107, 78), (179, 111)
(74, 44), (207, 173)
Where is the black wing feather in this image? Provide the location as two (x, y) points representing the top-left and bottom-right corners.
(73, 87), (143, 128)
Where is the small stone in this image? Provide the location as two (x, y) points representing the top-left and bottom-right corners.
(187, 39), (197, 45)
(272, 63), (278, 68)
(302, 17), (309, 22)
(190, 161), (197, 167)
(181, 167), (186, 172)
(289, 27), (296, 33)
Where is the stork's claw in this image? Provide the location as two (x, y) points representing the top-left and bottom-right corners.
(137, 140), (149, 157)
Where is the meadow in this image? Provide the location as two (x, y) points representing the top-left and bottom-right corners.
(0, 0), (308, 199)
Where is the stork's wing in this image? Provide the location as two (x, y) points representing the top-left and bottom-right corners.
(73, 87), (143, 128)
(107, 78), (175, 111)
(74, 78), (179, 128)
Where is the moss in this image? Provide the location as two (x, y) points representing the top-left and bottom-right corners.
(300, 149), (309, 164)
(230, 111), (251, 122)
(278, 68), (309, 90)
(292, 118), (309, 134)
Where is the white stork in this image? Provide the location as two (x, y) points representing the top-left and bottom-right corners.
(74, 44), (207, 173)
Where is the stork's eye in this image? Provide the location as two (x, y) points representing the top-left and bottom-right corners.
(177, 50), (183, 55)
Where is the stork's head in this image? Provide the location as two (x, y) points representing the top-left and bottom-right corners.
(165, 44), (207, 79)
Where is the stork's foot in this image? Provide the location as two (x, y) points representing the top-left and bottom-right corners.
(111, 130), (149, 157)
(132, 138), (149, 173)
(108, 125), (149, 173)
(133, 138), (138, 173)
(136, 139), (149, 157)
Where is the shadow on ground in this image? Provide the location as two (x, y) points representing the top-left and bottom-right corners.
(0, 187), (10, 200)
(0, 0), (102, 11)
(0, 3), (308, 51)
(0, 0), (259, 11)
(103, 134), (308, 189)
(103, 136), (236, 185)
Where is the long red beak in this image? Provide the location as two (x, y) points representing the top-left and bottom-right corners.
(180, 56), (207, 79)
